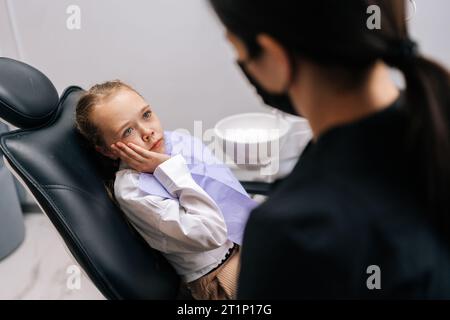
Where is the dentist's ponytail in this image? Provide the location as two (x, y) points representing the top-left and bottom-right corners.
(390, 52), (450, 225)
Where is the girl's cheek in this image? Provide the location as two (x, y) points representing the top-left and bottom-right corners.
(123, 136), (138, 146)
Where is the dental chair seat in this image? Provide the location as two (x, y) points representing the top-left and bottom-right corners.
(0, 58), (271, 299)
(0, 57), (181, 299)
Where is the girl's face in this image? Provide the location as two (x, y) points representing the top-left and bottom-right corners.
(91, 88), (165, 160)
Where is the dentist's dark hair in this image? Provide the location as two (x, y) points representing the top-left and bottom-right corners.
(209, 0), (450, 231)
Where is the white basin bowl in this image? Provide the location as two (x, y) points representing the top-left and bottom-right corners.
(214, 113), (291, 166)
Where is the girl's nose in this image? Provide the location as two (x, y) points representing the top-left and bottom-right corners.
(142, 128), (155, 142)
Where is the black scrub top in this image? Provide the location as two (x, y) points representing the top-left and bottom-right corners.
(238, 95), (450, 299)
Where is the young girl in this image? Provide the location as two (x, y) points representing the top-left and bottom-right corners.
(75, 80), (257, 300)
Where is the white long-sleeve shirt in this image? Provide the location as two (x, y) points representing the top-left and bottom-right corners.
(114, 154), (234, 282)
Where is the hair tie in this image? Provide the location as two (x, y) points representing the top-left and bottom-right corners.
(384, 38), (419, 66)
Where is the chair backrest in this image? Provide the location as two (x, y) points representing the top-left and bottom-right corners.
(0, 57), (180, 299)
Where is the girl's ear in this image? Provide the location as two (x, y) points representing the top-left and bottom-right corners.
(95, 145), (118, 160)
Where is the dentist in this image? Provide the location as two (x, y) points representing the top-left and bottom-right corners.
(209, 0), (450, 298)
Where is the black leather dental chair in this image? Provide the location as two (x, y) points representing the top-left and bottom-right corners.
(0, 57), (271, 299)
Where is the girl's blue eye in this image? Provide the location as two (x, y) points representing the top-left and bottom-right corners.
(124, 127), (133, 137)
(143, 111), (152, 119)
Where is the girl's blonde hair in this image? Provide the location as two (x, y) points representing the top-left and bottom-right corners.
(76, 80), (141, 148)
(75, 80), (142, 204)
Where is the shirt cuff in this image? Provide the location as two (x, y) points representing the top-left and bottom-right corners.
(153, 154), (192, 195)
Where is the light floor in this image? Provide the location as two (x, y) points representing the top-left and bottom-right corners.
(0, 212), (105, 300)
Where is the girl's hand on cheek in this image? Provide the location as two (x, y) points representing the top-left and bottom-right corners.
(111, 142), (170, 173)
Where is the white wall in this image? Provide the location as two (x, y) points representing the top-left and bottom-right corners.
(410, 0), (450, 67)
(0, 0), (267, 133)
(1, 0), (449, 132)
(0, 0), (20, 58)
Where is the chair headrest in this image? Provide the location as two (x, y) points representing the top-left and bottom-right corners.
(0, 57), (59, 129)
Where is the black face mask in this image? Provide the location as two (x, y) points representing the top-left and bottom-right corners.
(237, 62), (298, 116)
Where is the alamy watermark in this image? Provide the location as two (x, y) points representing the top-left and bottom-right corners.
(170, 122), (291, 177)
(66, 5), (81, 30)
(367, 0), (417, 30)
(66, 264), (81, 290)
(67, 2), (417, 32)
(366, 265), (381, 290)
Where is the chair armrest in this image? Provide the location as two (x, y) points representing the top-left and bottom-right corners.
(240, 181), (273, 196)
